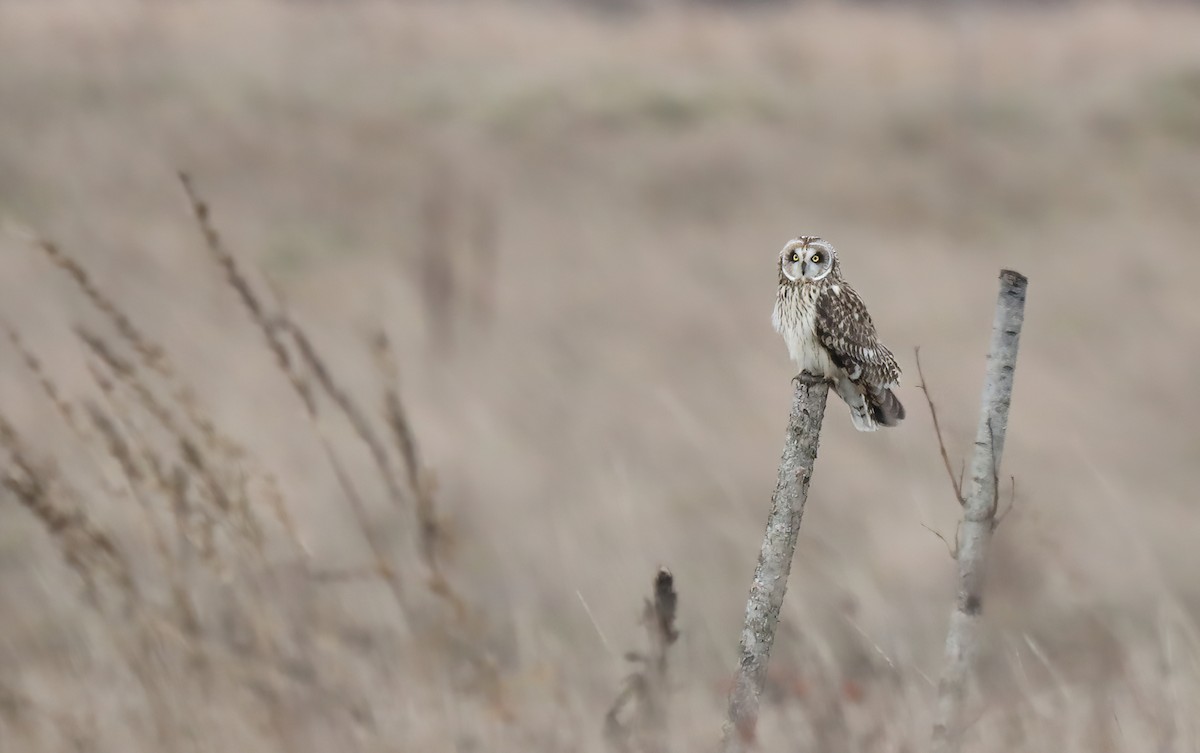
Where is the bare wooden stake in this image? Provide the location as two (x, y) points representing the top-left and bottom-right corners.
(930, 269), (1028, 752)
(720, 377), (829, 753)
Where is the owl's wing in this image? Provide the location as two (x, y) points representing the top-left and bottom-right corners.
(814, 285), (901, 387)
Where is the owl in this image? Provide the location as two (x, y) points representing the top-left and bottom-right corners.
(772, 236), (905, 431)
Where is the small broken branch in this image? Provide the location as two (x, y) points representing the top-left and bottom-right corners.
(915, 347), (964, 504)
(922, 521), (960, 560)
(605, 567), (680, 753)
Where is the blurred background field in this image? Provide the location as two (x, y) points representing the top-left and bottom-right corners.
(2, 1), (1200, 751)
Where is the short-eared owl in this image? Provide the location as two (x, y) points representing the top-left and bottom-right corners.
(772, 236), (905, 432)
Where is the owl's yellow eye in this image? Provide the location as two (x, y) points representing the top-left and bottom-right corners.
(789, 252), (799, 262)
(811, 253), (822, 263)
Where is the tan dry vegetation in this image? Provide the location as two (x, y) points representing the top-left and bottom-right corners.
(1, 1), (1200, 751)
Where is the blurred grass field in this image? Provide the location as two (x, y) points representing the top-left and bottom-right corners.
(2, 1), (1200, 751)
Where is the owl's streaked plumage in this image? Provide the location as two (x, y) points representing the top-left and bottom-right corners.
(771, 236), (905, 432)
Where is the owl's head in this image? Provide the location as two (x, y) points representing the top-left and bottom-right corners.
(779, 236), (837, 284)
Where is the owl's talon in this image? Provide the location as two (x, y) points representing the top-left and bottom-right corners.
(792, 372), (824, 387)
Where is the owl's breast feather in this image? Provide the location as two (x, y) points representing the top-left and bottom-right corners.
(774, 286), (840, 380)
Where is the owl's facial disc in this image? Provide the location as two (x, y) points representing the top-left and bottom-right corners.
(780, 238), (835, 282)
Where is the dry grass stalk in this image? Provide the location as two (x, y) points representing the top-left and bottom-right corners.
(34, 238), (223, 451)
(76, 326), (185, 443)
(0, 409), (133, 606)
(263, 280), (424, 566)
(177, 170), (411, 614)
(929, 269), (1029, 753)
(274, 314), (409, 517)
(36, 240), (166, 372)
(84, 402), (165, 553)
(83, 356), (214, 565)
(84, 400), (202, 635)
(605, 567), (680, 753)
(720, 376), (830, 753)
(176, 170), (316, 415)
(371, 330), (517, 719)
(3, 318), (172, 612)
(2, 318), (164, 618)
(33, 238), (299, 560)
(2, 319), (80, 434)
(176, 191), (507, 718)
(12, 170), (512, 735)
(50, 237), (295, 549)
(186, 174), (476, 649)
(79, 329), (268, 574)
(418, 176), (499, 348)
(177, 171), (398, 509)
(420, 173), (456, 352)
(1, 320), (172, 583)
(372, 330), (460, 611)
(76, 327), (266, 552)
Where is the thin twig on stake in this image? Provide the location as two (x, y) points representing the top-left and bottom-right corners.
(719, 376), (829, 753)
(929, 269), (1028, 753)
(915, 347), (964, 504)
(922, 521), (959, 560)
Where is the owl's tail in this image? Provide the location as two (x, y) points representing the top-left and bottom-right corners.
(868, 386), (905, 428)
(835, 380), (905, 432)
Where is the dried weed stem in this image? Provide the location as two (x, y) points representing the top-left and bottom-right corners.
(606, 567), (680, 753)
